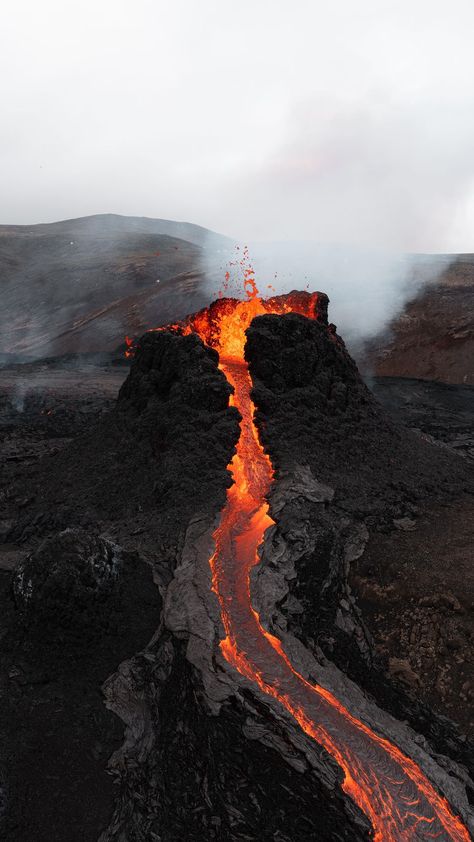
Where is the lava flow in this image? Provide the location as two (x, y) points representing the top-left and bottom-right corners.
(158, 267), (470, 839)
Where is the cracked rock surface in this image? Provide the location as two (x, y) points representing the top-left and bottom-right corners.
(1, 317), (474, 840)
(246, 314), (474, 777)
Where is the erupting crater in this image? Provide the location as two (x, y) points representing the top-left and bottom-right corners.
(146, 270), (470, 841)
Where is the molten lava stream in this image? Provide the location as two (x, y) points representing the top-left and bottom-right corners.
(210, 357), (470, 842)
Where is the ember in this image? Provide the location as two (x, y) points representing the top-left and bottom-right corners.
(124, 335), (135, 359)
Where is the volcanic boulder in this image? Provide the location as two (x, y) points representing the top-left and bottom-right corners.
(118, 329), (233, 415)
(246, 312), (473, 523)
(8, 330), (241, 546)
(13, 529), (122, 632)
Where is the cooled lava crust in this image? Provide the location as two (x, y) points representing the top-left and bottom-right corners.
(1, 290), (473, 842)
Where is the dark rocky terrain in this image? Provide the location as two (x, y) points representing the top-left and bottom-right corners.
(352, 498), (474, 734)
(246, 316), (474, 747)
(369, 376), (474, 458)
(0, 531), (159, 842)
(361, 254), (474, 385)
(0, 308), (473, 841)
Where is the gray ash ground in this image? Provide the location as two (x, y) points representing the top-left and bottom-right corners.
(369, 375), (474, 460)
(0, 316), (473, 841)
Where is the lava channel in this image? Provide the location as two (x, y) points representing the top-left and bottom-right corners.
(153, 273), (470, 840)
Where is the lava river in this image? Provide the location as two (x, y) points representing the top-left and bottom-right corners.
(162, 275), (470, 840)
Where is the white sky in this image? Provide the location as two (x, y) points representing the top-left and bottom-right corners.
(1, 0), (474, 251)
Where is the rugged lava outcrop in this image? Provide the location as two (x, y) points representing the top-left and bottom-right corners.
(13, 529), (123, 635)
(2, 292), (474, 841)
(247, 313), (474, 775)
(9, 329), (240, 548)
(246, 312), (472, 524)
(99, 304), (473, 840)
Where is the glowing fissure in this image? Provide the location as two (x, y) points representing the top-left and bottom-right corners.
(147, 267), (469, 839)
(208, 353), (469, 841)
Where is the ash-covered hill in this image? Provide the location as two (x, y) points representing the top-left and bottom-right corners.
(360, 254), (474, 385)
(0, 214), (233, 359)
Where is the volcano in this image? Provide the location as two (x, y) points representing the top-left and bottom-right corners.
(1, 283), (473, 841)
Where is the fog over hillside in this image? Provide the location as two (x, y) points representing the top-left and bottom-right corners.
(3, 2), (474, 254)
(2, 3), (474, 364)
(0, 213), (457, 361)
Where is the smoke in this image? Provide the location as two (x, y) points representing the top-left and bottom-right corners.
(0, 210), (463, 368)
(200, 91), (474, 346)
(203, 239), (453, 354)
(2, 1), (474, 357)
(214, 95), (474, 252)
(10, 380), (28, 413)
(3, 3), (474, 247)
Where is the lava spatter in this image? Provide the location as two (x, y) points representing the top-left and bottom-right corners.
(157, 265), (470, 840)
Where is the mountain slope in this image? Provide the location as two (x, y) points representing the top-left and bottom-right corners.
(0, 214), (233, 358)
(360, 255), (474, 384)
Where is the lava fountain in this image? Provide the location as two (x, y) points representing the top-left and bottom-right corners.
(150, 263), (470, 840)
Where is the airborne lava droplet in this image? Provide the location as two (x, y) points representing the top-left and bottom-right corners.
(124, 335), (135, 358)
(154, 261), (470, 840)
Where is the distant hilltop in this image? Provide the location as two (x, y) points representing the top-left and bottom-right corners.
(0, 214), (472, 384)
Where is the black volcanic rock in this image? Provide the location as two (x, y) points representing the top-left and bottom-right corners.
(0, 536), (160, 842)
(368, 375), (474, 458)
(246, 312), (473, 525)
(2, 311), (473, 841)
(118, 330), (232, 415)
(246, 312), (474, 776)
(100, 639), (367, 842)
(13, 529), (122, 633)
(9, 330), (240, 545)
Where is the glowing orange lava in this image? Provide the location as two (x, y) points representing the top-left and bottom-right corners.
(124, 335), (135, 358)
(150, 261), (470, 839)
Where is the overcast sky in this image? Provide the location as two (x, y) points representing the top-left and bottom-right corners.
(2, 0), (474, 251)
